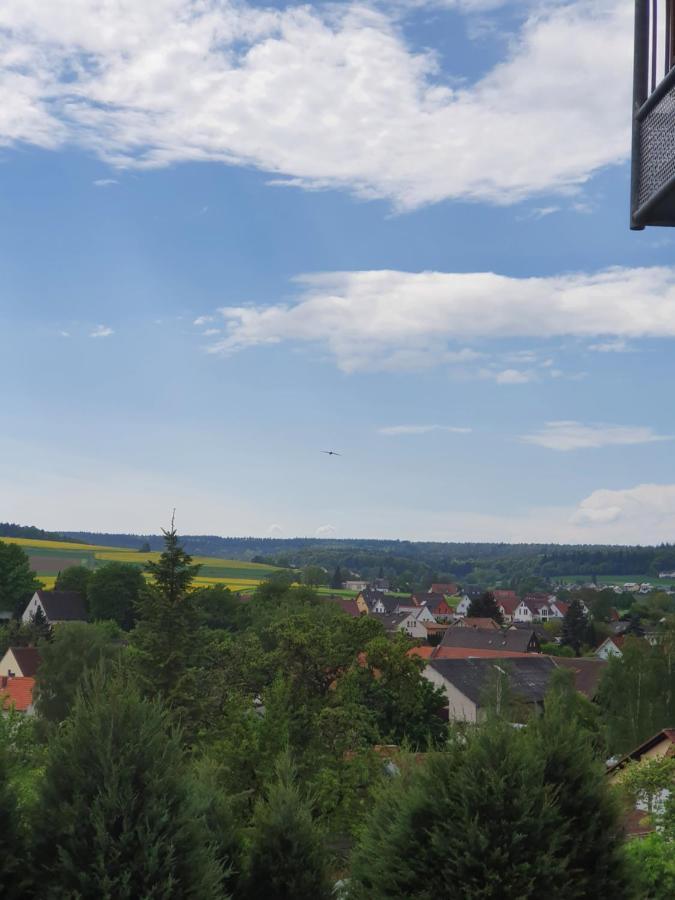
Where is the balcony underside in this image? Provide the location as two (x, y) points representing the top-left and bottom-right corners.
(632, 69), (675, 228)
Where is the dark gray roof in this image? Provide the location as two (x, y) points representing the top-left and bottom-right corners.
(440, 626), (539, 653)
(428, 657), (557, 706)
(36, 590), (87, 622)
(373, 612), (410, 632)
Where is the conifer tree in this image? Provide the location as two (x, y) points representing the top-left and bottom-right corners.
(467, 590), (503, 623)
(240, 753), (331, 900)
(330, 565), (343, 590)
(130, 521), (202, 731)
(0, 746), (24, 899)
(31, 669), (223, 899)
(528, 669), (630, 898)
(561, 597), (588, 655)
(350, 722), (565, 899)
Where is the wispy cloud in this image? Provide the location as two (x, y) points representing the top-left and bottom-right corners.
(588, 339), (631, 353)
(205, 265), (675, 373)
(193, 315), (214, 326)
(93, 178), (118, 187)
(316, 524), (336, 538)
(58, 330), (70, 338)
(89, 324), (114, 338)
(521, 421), (671, 452)
(0, 0), (631, 209)
(378, 424), (472, 436)
(202, 328), (220, 336)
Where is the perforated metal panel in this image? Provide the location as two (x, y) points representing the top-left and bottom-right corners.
(637, 86), (675, 208)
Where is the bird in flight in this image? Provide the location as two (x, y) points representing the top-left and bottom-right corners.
(321, 450), (342, 456)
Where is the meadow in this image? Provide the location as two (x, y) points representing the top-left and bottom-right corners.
(1, 536), (280, 592)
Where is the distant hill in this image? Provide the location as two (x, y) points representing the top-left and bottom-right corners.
(63, 531), (675, 586)
(0, 522), (81, 544)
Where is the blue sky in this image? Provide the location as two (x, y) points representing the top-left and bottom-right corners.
(2, 0), (675, 543)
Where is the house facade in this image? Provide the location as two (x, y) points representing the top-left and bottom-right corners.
(595, 636), (625, 659)
(0, 647), (41, 678)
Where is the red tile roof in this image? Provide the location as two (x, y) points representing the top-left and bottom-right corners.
(0, 676), (35, 712)
(498, 597), (520, 616)
(430, 583), (458, 596)
(431, 647), (533, 660)
(408, 646), (435, 659)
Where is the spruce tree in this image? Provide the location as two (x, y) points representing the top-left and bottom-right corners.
(528, 669), (631, 898)
(561, 598), (589, 655)
(0, 746), (24, 899)
(330, 565), (343, 590)
(240, 753), (331, 900)
(350, 722), (565, 899)
(130, 523), (202, 732)
(31, 669), (223, 899)
(467, 590), (503, 623)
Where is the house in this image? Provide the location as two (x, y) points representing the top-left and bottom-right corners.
(415, 593), (454, 619)
(21, 590), (87, 625)
(429, 582), (458, 596)
(323, 595), (363, 618)
(606, 728), (675, 838)
(607, 728), (675, 782)
(372, 577), (390, 592)
(432, 647), (533, 661)
(455, 617), (500, 630)
(423, 656), (557, 723)
(343, 580), (368, 592)
(369, 594), (417, 616)
(455, 588), (485, 617)
(375, 606), (436, 639)
(438, 625), (540, 655)
(498, 597), (520, 623)
(550, 599), (570, 618)
(493, 589), (519, 604)
(595, 635), (625, 659)
(0, 676), (36, 715)
(550, 657), (607, 700)
(0, 646), (41, 678)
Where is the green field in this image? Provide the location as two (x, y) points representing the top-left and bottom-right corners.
(1, 536), (280, 592)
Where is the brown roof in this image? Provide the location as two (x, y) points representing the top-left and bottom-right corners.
(323, 595), (362, 617)
(0, 676), (35, 712)
(408, 646), (435, 659)
(5, 646), (41, 677)
(606, 728), (675, 775)
(440, 626), (539, 654)
(456, 617), (500, 630)
(430, 583), (458, 595)
(551, 657), (607, 699)
(498, 597), (520, 616)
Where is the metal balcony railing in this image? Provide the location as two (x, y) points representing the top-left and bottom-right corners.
(631, 0), (675, 228)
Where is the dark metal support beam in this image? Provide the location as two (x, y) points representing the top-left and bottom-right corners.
(631, 1), (651, 229)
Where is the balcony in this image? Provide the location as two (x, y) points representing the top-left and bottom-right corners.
(631, 0), (675, 228)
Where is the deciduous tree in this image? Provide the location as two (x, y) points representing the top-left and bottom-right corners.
(0, 542), (40, 618)
(88, 561), (144, 629)
(55, 565), (92, 598)
(467, 590), (503, 623)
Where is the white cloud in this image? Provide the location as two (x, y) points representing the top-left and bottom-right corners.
(316, 524), (337, 538)
(378, 424), (472, 435)
(58, 330), (70, 338)
(572, 483), (675, 540)
(206, 265), (675, 373)
(93, 178), (118, 187)
(588, 339), (631, 353)
(522, 421), (671, 452)
(0, 0), (631, 209)
(202, 328), (220, 336)
(89, 324), (114, 338)
(193, 315), (214, 326)
(267, 523), (283, 537)
(494, 368), (532, 385)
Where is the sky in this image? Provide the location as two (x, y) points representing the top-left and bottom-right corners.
(2, 0), (675, 545)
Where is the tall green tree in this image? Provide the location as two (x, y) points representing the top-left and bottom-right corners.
(240, 753), (331, 900)
(55, 565), (92, 598)
(561, 597), (589, 655)
(31, 670), (223, 899)
(330, 565), (343, 589)
(528, 669), (629, 898)
(467, 590), (503, 623)
(0, 744), (24, 898)
(350, 721), (565, 900)
(88, 561), (145, 630)
(34, 621), (121, 728)
(130, 524), (202, 732)
(0, 542), (40, 618)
